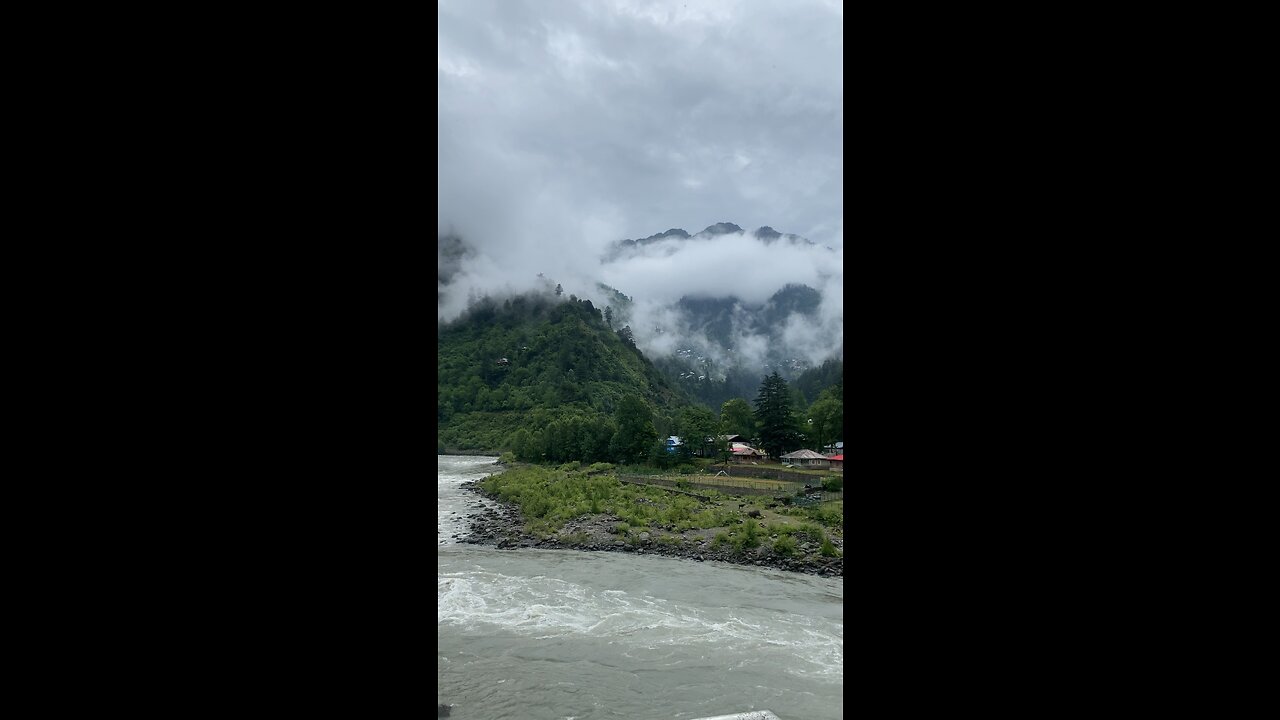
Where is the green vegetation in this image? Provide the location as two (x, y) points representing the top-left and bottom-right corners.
(773, 535), (798, 556)
(481, 465), (739, 536)
(805, 386), (843, 455)
(730, 520), (761, 552)
(819, 536), (841, 557)
(754, 371), (799, 459)
(821, 475), (842, 492)
(720, 398), (757, 439)
(779, 501), (844, 531)
(438, 291), (689, 454)
(438, 288), (843, 467)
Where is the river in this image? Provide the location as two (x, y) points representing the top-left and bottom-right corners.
(438, 455), (844, 720)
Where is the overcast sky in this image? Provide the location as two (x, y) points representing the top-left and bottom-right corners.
(439, 0), (843, 367)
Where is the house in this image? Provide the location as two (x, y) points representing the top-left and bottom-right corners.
(664, 436), (683, 454)
(730, 443), (763, 462)
(718, 434), (744, 444)
(822, 441), (844, 454)
(780, 449), (830, 468)
(826, 454), (844, 471)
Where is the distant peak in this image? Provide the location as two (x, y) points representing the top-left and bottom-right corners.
(755, 226), (781, 240)
(700, 222), (743, 235)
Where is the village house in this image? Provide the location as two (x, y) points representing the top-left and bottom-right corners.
(780, 449), (830, 469)
(826, 454), (843, 471)
(730, 442), (764, 462)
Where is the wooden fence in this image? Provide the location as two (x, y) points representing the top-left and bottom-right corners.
(618, 473), (842, 501)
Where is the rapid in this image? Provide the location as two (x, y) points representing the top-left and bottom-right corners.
(438, 455), (844, 720)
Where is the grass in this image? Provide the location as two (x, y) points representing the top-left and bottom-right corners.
(478, 465), (844, 556)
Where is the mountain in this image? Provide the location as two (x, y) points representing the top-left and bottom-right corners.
(438, 222), (842, 421)
(649, 283), (834, 409)
(437, 290), (692, 453)
(602, 222), (824, 263)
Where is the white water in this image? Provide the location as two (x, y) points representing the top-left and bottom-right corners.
(438, 455), (843, 720)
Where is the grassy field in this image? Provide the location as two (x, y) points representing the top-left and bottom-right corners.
(478, 464), (844, 555)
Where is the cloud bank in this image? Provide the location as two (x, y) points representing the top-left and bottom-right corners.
(439, 0), (842, 373)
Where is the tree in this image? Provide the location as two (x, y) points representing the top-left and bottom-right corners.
(609, 394), (657, 463)
(719, 398), (756, 438)
(555, 283), (563, 296)
(617, 325), (635, 348)
(807, 387), (842, 453)
(678, 405), (718, 457)
(604, 306), (614, 328)
(753, 371), (798, 459)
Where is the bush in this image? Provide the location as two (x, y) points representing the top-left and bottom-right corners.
(498, 452), (516, 464)
(559, 461), (581, 472)
(821, 476), (842, 492)
(773, 535), (798, 556)
(820, 536), (840, 557)
(731, 522), (761, 552)
(587, 462), (614, 474)
(807, 503), (843, 527)
(711, 531), (730, 548)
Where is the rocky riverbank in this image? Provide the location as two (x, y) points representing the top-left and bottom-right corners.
(454, 479), (843, 578)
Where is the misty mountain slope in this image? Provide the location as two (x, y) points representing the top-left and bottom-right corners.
(437, 291), (693, 452)
(636, 282), (835, 409)
(438, 221), (841, 416)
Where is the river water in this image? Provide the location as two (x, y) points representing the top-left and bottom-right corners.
(438, 455), (844, 720)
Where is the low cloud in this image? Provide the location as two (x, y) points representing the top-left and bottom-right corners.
(438, 0), (842, 372)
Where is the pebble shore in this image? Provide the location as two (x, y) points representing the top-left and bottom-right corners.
(453, 479), (843, 578)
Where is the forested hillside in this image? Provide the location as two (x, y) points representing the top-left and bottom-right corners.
(437, 291), (691, 456)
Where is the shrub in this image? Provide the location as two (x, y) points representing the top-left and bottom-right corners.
(773, 535), (798, 556)
(498, 452), (516, 464)
(559, 461), (581, 472)
(820, 536), (840, 557)
(821, 476), (842, 492)
(711, 531), (730, 548)
(807, 503), (843, 527)
(524, 496), (552, 518)
(732, 522), (761, 552)
(587, 462), (614, 474)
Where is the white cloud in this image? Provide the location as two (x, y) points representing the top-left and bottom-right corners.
(439, 0), (842, 368)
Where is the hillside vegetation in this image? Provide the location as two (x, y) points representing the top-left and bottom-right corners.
(437, 291), (690, 456)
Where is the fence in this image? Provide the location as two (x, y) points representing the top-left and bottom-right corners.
(618, 473), (842, 501)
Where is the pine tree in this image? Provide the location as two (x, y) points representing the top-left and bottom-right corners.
(753, 371), (797, 460)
